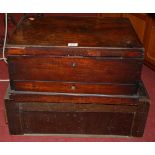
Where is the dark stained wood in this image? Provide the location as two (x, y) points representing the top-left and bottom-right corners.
(12, 80), (137, 95)
(123, 13), (148, 43)
(132, 101), (150, 137)
(5, 16), (149, 137)
(5, 100), (23, 135)
(99, 13), (122, 18)
(19, 102), (137, 113)
(132, 83), (150, 137)
(7, 16), (142, 48)
(8, 56), (143, 83)
(5, 82), (149, 136)
(21, 111), (134, 135)
(6, 16), (144, 95)
(9, 81), (145, 106)
(10, 92), (139, 105)
(6, 47), (143, 57)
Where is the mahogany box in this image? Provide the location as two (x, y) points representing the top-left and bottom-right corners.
(5, 16), (150, 137)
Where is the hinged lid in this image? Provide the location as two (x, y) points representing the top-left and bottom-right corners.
(6, 16), (144, 57)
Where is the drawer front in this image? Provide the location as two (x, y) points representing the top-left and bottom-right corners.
(8, 56), (143, 83)
(12, 81), (137, 95)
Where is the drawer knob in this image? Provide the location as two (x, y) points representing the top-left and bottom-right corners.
(72, 62), (77, 68)
(71, 85), (76, 90)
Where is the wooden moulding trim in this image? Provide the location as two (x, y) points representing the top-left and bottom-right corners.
(6, 44), (144, 49)
(18, 102), (137, 113)
(6, 48), (144, 59)
(10, 90), (140, 99)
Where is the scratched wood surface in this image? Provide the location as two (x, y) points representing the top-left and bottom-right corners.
(7, 16), (142, 48)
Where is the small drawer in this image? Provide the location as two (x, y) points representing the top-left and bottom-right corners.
(8, 56), (143, 83)
(11, 81), (137, 95)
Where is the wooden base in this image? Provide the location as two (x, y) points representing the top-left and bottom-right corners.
(5, 82), (150, 137)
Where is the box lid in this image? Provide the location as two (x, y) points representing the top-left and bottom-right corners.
(7, 16), (143, 49)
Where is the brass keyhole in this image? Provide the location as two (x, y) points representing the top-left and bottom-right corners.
(71, 85), (76, 90)
(72, 62), (77, 68)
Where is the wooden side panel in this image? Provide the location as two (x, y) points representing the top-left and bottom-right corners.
(131, 83), (150, 137)
(132, 101), (150, 137)
(5, 99), (23, 135)
(123, 13), (147, 43)
(18, 102), (135, 135)
(8, 56), (143, 83)
(131, 82), (150, 137)
(21, 111), (134, 135)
